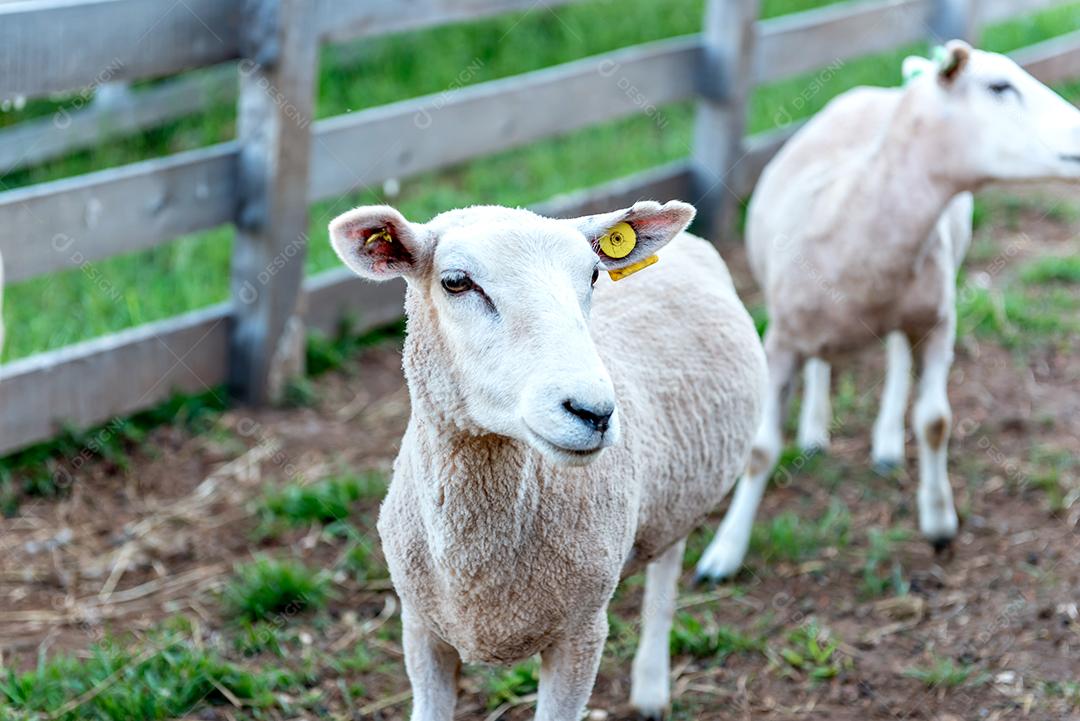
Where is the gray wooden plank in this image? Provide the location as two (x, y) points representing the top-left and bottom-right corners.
(304, 268), (406, 337)
(974, 0), (1066, 27)
(0, 143), (237, 284)
(318, 0), (583, 43)
(931, 0), (974, 41)
(532, 160), (694, 218)
(0, 0), (241, 102)
(308, 36), (700, 202)
(0, 303), (229, 456)
(692, 0), (758, 242)
(755, 0), (930, 85)
(1011, 29), (1080, 86)
(229, 0), (319, 404)
(0, 64), (236, 175)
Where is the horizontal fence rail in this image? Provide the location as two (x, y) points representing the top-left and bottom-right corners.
(309, 36), (700, 201)
(1, 0), (1079, 455)
(316, 0), (585, 43)
(0, 0), (241, 101)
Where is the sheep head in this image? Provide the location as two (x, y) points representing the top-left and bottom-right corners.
(328, 200), (694, 466)
(902, 40), (1080, 185)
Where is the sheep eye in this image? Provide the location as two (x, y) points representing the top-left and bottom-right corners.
(441, 272), (474, 295)
(988, 80), (1017, 97)
(591, 267), (600, 286)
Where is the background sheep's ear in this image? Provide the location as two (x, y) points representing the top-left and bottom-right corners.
(902, 55), (935, 85)
(936, 40), (971, 84)
(568, 200), (696, 271)
(328, 205), (431, 280)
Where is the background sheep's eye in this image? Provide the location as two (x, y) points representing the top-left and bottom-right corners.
(591, 267), (600, 286)
(988, 80), (1017, 97)
(441, 273), (474, 294)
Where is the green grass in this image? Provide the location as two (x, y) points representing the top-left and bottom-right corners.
(482, 660), (540, 710)
(857, 526), (911, 599)
(221, 557), (330, 623)
(1020, 256), (1080, 285)
(258, 474), (365, 530)
(0, 630), (291, 720)
(774, 620), (850, 681)
(904, 657), (990, 689)
(3, 1), (1080, 362)
(749, 501), (851, 565)
(670, 612), (764, 661)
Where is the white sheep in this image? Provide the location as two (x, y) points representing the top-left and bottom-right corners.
(329, 200), (766, 720)
(696, 41), (1080, 582)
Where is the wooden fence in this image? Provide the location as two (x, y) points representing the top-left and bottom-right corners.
(0, 0), (1078, 455)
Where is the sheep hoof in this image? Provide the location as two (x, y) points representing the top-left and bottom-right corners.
(628, 707), (666, 721)
(692, 563), (740, 585)
(799, 443), (827, 458)
(929, 536), (954, 555)
(872, 458), (903, 476)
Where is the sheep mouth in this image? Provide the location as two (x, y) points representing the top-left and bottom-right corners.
(523, 425), (605, 462)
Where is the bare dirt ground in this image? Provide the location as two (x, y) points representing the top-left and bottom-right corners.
(1, 190), (1078, 720)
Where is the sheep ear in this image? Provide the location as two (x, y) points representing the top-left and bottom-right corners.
(329, 205), (432, 280)
(902, 55), (934, 85)
(935, 40), (971, 85)
(568, 200), (696, 274)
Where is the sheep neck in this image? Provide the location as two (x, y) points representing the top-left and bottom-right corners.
(852, 91), (969, 270)
(399, 288), (547, 560)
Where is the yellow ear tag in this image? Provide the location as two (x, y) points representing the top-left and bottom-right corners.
(608, 254), (659, 281)
(365, 228), (392, 246)
(598, 221), (636, 259)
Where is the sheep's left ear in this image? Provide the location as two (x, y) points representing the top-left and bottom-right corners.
(328, 205), (433, 281)
(935, 40), (971, 85)
(568, 200), (696, 278)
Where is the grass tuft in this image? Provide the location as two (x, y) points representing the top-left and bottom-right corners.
(483, 660), (540, 710)
(670, 612), (763, 662)
(0, 631), (287, 720)
(750, 501), (850, 565)
(904, 656), (989, 689)
(776, 620), (850, 681)
(222, 557), (330, 623)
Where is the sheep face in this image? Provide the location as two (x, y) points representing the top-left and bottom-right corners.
(328, 201), (694, 466)
(904, 40), (1080, 185)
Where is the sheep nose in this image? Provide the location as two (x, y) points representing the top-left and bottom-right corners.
(563, 399), (614, 434)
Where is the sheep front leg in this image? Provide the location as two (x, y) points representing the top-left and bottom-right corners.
(796, 358), (831, 453)
(630, 538), (686, 719)
(872, 331), (913, 472)
(913, 318), (959, 550)
(695, 338), (799, 582)
(402, 606), (461, 721)
(535, 613), (607, 721)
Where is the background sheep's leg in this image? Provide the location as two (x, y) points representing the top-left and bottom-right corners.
(402, 606), (460, 721)
(872, 331), (913, 472)
(695, 340), (799, 581)
(912, 317), (959, 550)
(535, 613), (607, 721)
(630, 538), (686, 719)
(796, 358), (831, 453)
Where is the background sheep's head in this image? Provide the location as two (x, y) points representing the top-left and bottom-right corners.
(329, 200), (694, 466)
(902, 40), (1080, 185)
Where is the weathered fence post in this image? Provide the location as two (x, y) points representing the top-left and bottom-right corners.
(690, 0), (759, 243)
(230, 0), (318, 405)
(930, 0), (974, 42)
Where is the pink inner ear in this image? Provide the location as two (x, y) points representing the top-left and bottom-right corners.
(348, 224), (414, 274)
